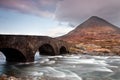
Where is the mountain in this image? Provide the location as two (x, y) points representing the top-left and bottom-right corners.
(57, 16), (120, 55)
(58, 16), (120, 44)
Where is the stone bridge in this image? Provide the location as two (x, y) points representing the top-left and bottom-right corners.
(0, 35), (70, 62)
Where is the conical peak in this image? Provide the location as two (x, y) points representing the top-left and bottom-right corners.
(89, 16), (101, 19)
(87, 16), (106, 22)
(58, 16), (120, 45)
(77, 16), (116, 28)
(73, 16), (120, 34)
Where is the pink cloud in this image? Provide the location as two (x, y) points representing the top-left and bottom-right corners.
(1, 0), (119, 27)
(0, 0), (60, 17)
(55, 0), (120, 26)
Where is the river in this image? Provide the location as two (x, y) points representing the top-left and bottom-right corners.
(0, 52), (120, 80)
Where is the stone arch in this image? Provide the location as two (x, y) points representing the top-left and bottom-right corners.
(0, 48), (26, 62)
(39, 44), (55, 56)
(59, 46), (68, 54)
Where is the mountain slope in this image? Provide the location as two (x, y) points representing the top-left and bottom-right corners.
(58, 16), (120, 54)
(58, 16), (120, 43)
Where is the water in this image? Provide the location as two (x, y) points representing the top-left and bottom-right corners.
(0, 52), (120, 80)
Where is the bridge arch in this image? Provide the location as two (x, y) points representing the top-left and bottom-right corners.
(0, 48), (26, 62)
(39, 44), (55, 56)
(59, 46), (68, 54)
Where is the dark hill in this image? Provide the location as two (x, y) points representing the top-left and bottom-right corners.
(58, 16), (120, 43)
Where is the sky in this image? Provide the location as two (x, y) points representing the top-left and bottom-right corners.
(0, 0), (120, 37)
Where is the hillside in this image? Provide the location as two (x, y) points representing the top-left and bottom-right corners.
(58, 16), (120, 55)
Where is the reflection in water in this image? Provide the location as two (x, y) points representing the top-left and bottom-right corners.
(0, 52), (120, 80)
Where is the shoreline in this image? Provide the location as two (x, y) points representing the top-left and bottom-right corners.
(0, 74), (45, 80)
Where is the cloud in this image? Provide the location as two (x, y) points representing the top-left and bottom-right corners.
(45, 26), (74, 37)
(55, 0), (120, 26)
(0, 0), (60, 18)
(1, 0), (120, 27)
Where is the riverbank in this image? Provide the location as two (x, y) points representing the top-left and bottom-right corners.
(0, 74), (45, 80)
(70, 43), (120, 56)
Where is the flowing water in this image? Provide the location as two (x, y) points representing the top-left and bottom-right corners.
(0, 52), (120, 80)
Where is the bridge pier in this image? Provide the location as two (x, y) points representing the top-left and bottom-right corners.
(25, 55), (34, 62)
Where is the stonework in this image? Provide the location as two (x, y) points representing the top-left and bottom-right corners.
(0, 35), (70, 62)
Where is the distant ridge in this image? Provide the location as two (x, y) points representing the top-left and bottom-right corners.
(58, 16), (120, 43)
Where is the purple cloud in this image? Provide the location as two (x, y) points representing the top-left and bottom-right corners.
(0, 0), (60, 17)
(55, 0), (120, 26)
(1, 0), (120, 27)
